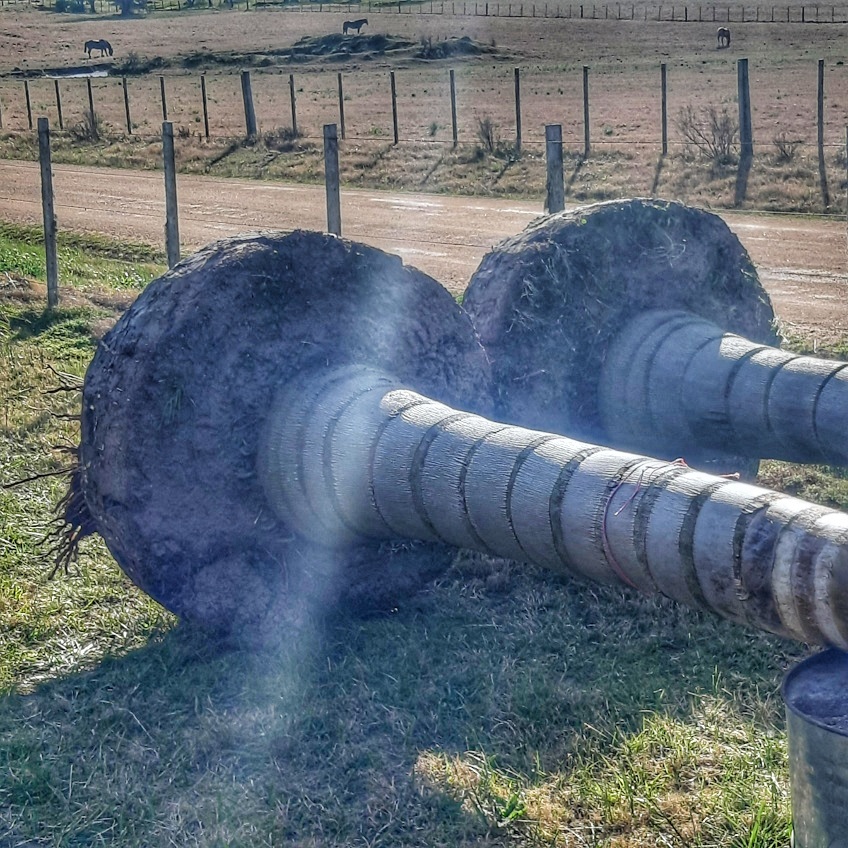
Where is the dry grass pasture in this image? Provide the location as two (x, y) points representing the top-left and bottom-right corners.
(0, 5), (847, 211)
(3, 8), (848, 848)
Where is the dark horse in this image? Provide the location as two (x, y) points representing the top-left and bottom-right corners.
(716, 27), (731, 48)
(342, 17), (368, 34)
(84, 39), (113, 58)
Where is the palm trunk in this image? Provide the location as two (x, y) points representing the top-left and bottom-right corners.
(599, 309), (848, 466)
(260, 365), (848, 649)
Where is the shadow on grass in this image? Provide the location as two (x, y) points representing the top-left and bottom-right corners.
(9, 306), (98, 354)
(651, 154), (665, 195)
(566, 155), (586, 192)
(0, 555), (807, 846)
(734, 151), (753, 207)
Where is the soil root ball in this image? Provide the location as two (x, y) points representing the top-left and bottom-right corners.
(463, 198), (777, 470)
(74, 230), (492, 646)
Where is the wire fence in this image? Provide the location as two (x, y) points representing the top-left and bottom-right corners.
(2, 0), (848, 22)
(2, 59), (847, 156)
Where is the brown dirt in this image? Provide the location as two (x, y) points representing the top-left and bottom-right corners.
(75, 230), (493, 644)
(1, 158), (845, 342)
(1, 8), (848, 149)
(463, 198), (777, 471)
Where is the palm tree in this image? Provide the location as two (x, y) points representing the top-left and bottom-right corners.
(261, 364), (848, 650)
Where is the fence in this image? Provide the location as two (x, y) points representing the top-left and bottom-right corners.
(29, 114), (571, 306)
(4, 0), (848, 21)
(2, 58), (847, 158)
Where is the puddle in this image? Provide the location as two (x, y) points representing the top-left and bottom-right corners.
(47, 67), (111, 79)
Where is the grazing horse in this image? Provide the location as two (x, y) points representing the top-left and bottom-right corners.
(84, 39), (113, 58)
(342, 17), (368, 34)
(716, 27), (731, 48)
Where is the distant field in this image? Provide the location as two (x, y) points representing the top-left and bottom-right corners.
(1, 7), (847, 150)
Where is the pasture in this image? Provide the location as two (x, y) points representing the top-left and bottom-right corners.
(3, 219), (847, 846)
(2, 5), (848, 847)
(0, 5), (847, 211)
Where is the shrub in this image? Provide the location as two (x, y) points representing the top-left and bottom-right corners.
(676, 104), (738, 164)
(773, 132), (803, 163)
(262, 126), (301, 152)
(69, 111), (102, 143)
(476, 115), (498, 154)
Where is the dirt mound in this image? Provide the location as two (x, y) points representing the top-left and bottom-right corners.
(176, 33), (416, 69)
(289, 32), (414, 60)
(71, 231), (492, 646)
(463, 198), (777, 469)
(415, 35), (494, 60)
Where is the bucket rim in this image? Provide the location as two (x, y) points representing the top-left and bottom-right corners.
(782, 648), (848, 734)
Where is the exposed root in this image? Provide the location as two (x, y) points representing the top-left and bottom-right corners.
(42, 465), (98, 579)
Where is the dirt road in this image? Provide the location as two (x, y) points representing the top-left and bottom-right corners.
(1, 159), (846, 340)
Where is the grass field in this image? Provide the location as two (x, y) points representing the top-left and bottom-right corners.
(1, 6), (848, 213)
(3, 226), (848, 846)
(2, 4), (848, 845)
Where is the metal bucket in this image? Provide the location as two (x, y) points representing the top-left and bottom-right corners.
(782, 649), (848, 848)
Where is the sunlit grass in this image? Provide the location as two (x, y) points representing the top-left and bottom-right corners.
(0, 224), (837, 846)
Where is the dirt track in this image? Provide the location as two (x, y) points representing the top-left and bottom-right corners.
(1, 158), (846, 341)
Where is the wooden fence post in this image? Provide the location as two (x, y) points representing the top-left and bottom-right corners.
(390, 71), (399, 144)
(0, 97), (4, 130)
(818, 58), (830, 208)
(200, 74), (209, 139)
(86, 78), (96, 132)
(737, 58), (753, 157)
(449, 68), (458, 147)
(514, 67), (522, 153)
(323, 123), (341, 236)
(240, 70), (257, 138)
(122, 76), (132, 134)
(54, 80), (64, 131)
(24, 80), (32, 130)
(661, 62), (667, 155)
(160, 76), (168, 122)
(37, 117), (59, 310)
(289, 73), (298, 136)
(544, 124), (564, 213)
(583, 65), (590, 156)
(337, 72), (346, 140)
(162, 121), (180, 269)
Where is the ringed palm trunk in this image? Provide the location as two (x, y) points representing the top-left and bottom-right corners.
(260, 365), (848, 650)
(598, 309), (848, 466)
(463, 198), (848, 471)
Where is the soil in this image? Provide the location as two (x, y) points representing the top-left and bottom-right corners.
(0, 158), (845, 343)
(462, 198), (777, 471)
(75, 230), (493, 645)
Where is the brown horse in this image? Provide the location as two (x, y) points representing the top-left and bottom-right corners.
(342, 17), (368, 34)
(716, 27), (731, 48)
(84, 39), (113, 58)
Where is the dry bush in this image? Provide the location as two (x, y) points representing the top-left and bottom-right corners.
(676, 105), (738, 164)
(69, 111), (102, 143)
(476, 115), (499, 154)
(262, 126), (302, 152)
(773, 131), (802, 163)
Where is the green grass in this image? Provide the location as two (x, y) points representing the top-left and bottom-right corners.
(2, 226), (847, 846)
